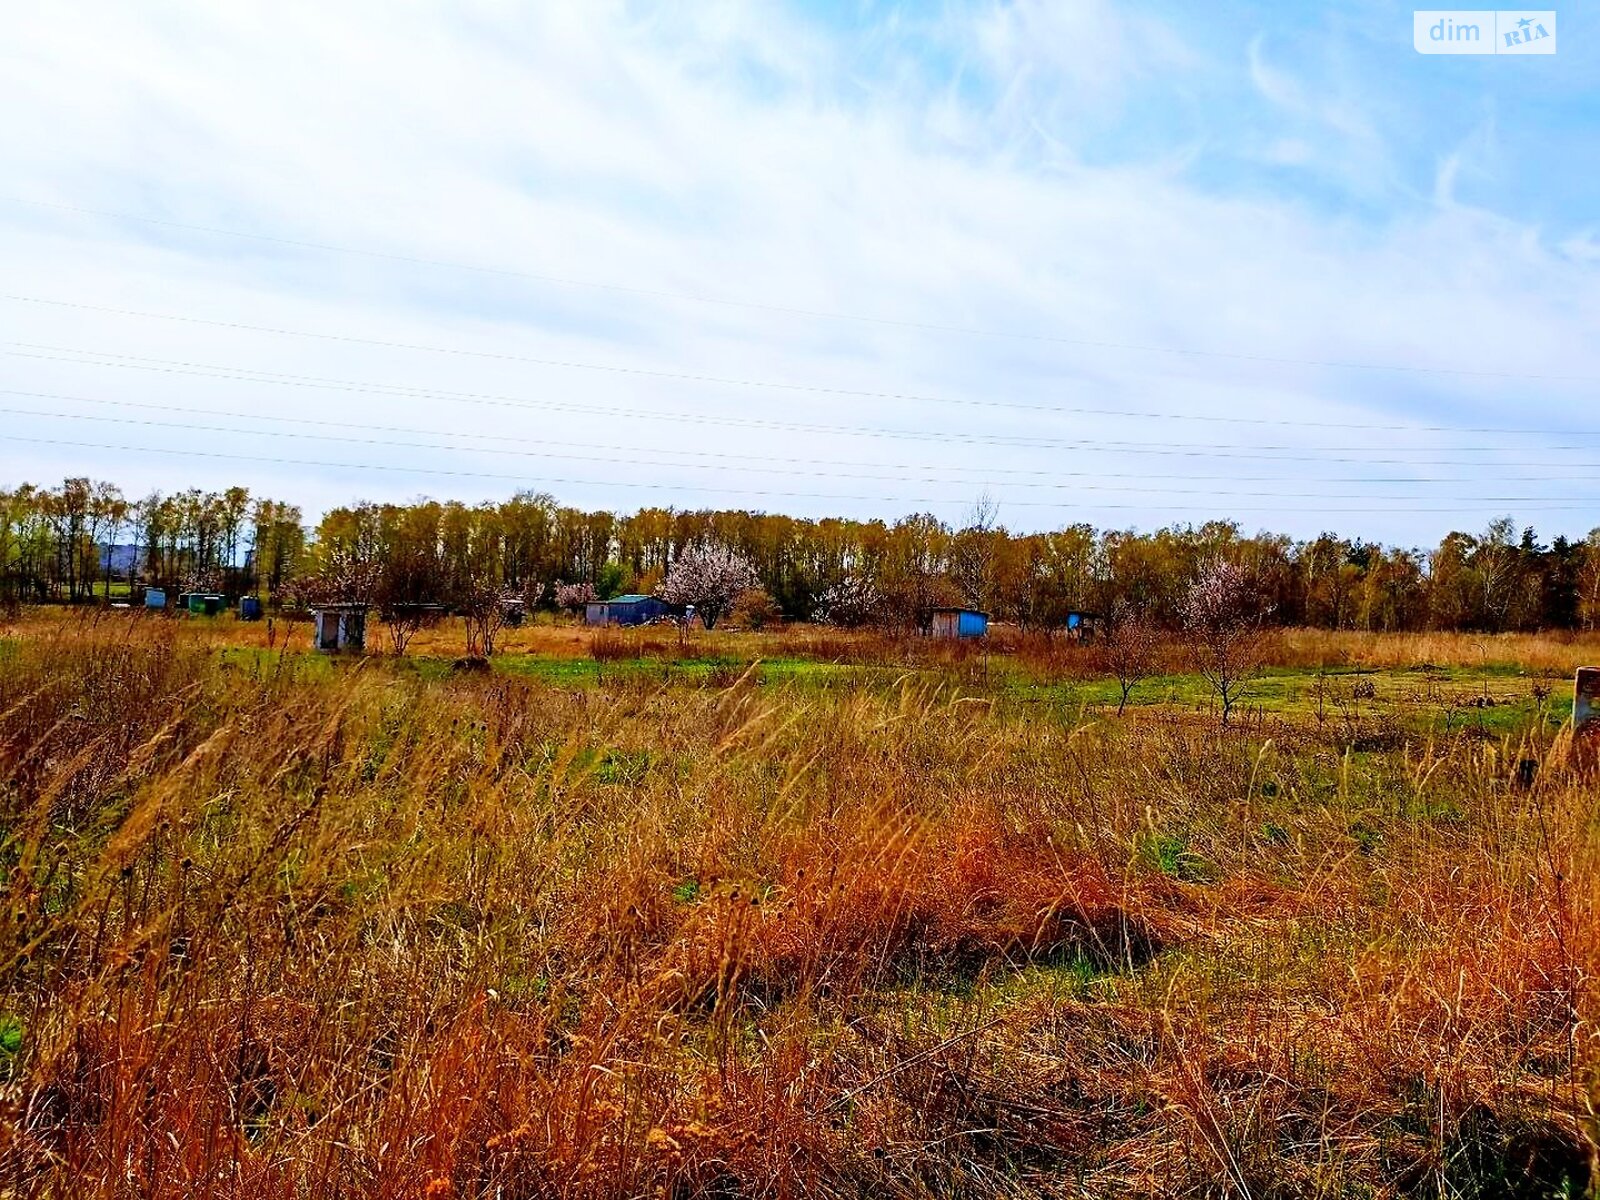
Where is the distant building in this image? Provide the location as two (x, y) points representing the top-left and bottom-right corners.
(585, 594), (670, 626)
(178, 592), (226, 616)
(1064, 610), (1101, 640)
(930, 607), (988, 639)
(311, 603), (367, 652)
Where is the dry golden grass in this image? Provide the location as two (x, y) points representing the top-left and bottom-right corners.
(0, 615), (1595, 1197)
(1279, 628), (1600, 674)
(13, 606), (1598, 675)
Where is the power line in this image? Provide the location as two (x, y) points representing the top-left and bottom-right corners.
(3, 297), (1595, 439)
(7, 402), (1598, 501)
(12, 346), (1600, 462)
(14, 340), (1591, 442)
(13, 385), (1599, 485)
(5, 195), (1593, 385)
(4, 432), (1596, 514)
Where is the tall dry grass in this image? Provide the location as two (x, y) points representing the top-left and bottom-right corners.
(1280, 629), (1600, 675)
(0, 619), (1594, 1196)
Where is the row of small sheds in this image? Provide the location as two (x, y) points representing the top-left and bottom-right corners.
(137, 589), (1092, 649)
(930, 609), (1100, 639)
(141, 589), (263, 619)
(583, 600), (1100, 640)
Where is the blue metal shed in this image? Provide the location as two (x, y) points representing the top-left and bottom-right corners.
(584, 594), (670, 626)
(930, 607), (988, 639)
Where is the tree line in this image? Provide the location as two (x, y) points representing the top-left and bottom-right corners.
(5, 477), (1600, 633)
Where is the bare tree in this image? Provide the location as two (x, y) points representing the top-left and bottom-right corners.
(1579, 530), (1600, 631)
(47, 478), (91, 603)
(87, 482), (127, 602)
(378, 601), (441, 655)
(1181, 560), (1273, 726)
(1475, 516), (1522, 631)
(457, 575), (517, 658)
(879, 513), (958, 634)
(374, 509), (448, 654)
(660, 542), (757, 630)
(951, 492), (1000, 612)
(1097, 600), (1161, 716)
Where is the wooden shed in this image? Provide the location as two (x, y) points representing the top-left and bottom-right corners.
(311, 604), (367, 653)
(930, 607), (988, 639)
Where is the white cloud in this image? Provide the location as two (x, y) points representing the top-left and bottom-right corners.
(1262, 137), (1313, 166)
(0, 1), (1596, 540)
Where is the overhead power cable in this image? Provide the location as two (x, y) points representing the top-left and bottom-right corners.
(5, 432), (1597, 514)
(12, 386), (1599, 485)
(11, 346), (1600, 461)
(2, 297), (1595, 437)
(4, 195), (1593, 384)
(6, 402), (1598, 501)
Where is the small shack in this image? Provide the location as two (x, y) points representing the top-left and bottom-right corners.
(142, 587), (167, 611)
(179, 592), (226, 616)
(930, 607), (988, 639)
(311, 603), (368, 653)
(1064, 610), (1101, 640)
(585, 594), (669, 627)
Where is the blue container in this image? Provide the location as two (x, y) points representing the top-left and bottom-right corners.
(239, 596), (264, 621)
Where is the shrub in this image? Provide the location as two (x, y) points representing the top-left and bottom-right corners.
(728, 587), (780, 631)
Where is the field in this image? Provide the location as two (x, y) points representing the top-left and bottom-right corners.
(1, 610), (1597, 1197)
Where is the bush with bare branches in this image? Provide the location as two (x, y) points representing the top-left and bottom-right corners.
(1181, 559), (1274, 725)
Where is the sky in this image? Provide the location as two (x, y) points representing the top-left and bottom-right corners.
(2, 0), (1599, 544)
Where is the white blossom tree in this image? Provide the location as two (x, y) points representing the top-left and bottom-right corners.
(1181, 559), (1273, 726)
(659, 542), (757, 630)
(554, 580), (598, 614)
(279, 548), (380, 609)
(814, 572), (881, 626)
